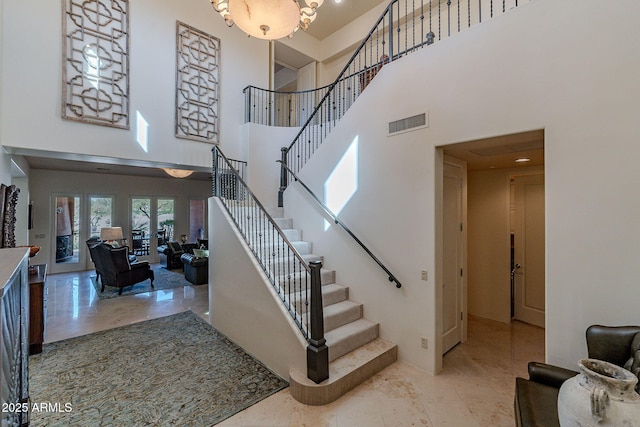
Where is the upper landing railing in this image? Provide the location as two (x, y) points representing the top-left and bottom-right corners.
(245, 0), (531, 202)
(247, 0), (529, 131)
(278, 0), (531, 180)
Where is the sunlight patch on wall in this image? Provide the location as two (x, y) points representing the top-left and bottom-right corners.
(136, 111), (149, 152)
(324, 136), (359, 230)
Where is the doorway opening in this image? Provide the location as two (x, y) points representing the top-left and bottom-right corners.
(439, 129), (545, 357)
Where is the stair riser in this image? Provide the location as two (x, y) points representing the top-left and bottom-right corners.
(324, 304), (363, 333)
(275, 269), (335, 289)
(273, 218), (293, 229)
(244, 228), (301, 242)
(290, 285), (348, 313)
(267, 255), (323, 271)
(249, 241), (312, 255)
(326, 323), (379, 362)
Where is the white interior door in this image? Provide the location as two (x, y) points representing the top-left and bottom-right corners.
(513, 173), (545, 327)
(443, 163), (464, 353)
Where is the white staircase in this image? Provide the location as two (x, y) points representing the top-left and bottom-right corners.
(273, 216), (397, 405)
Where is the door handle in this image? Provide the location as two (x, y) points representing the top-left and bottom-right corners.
(511, 263), (521, 277)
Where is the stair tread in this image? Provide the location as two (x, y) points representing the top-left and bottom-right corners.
(323, 300), (361, 315)
(323, 300), (363, 333)
(325, 318), (377, 344)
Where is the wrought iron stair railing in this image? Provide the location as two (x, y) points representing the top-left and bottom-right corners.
(276, 0), (530, 205)
(212, 146), (328, 383)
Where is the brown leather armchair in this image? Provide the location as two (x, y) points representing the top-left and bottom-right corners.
(92, 243), (154, 295)
(157, 241), (184, 270)
(181, 252), (208, 285)
(515, 325), (640, 427)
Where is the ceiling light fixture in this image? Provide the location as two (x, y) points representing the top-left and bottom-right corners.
(162, 168), (194, 178)
(210, 0), (324, 40)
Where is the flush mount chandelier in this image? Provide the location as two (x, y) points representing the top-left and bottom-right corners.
(162, 168), (194, 178)
(210, 0), (324, 40)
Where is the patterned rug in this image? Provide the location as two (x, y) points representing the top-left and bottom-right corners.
(91, 267), (192, 299)
(29, 311), (288, 426)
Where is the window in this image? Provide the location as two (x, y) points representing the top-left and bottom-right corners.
(157, 198), (175, 244)
(89, 196), (113, 240)
(131, 198), (151, 255)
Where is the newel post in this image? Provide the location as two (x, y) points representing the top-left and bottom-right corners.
(307, 260), (329, 384)
(212, 147), (220, 197)
(278, 147), (288, 208)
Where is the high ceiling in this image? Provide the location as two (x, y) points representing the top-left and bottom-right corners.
(303, 0), (389, 41)
(19, 1), (541, 179)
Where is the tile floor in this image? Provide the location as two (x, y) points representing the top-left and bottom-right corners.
(43, 267), (544, 426)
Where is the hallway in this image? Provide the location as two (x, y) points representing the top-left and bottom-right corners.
(42, 269), (544, 426)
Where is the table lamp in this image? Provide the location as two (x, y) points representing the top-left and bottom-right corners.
(100, 227), (124, 247)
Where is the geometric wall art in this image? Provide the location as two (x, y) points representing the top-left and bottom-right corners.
(175, 21), (220, 143)
(62, 0), (130, 129)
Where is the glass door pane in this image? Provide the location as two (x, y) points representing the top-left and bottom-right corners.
(157, 199), (174, 246)
(131, 198), (151, 256)
(55, 196), (80, 264)
(89, 196), (113, 239)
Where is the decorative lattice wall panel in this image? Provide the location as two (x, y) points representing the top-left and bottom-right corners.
(62, 0), (130, 129)
(175, 21), (220, 143)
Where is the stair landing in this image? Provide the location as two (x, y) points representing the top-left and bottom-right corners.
(289, 338), (397, 405)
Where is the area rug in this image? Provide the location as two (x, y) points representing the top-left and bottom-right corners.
(29, 311), (288, 426)
(91, 267), (192, 299)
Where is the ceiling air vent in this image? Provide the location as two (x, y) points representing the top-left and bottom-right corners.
(388, 113), (428, 136)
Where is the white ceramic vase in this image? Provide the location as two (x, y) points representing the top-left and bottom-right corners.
(557, 358), (640, 427)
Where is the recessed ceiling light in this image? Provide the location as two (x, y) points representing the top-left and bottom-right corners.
(334, 0), (342, 3)
(515, 158), (531, 163)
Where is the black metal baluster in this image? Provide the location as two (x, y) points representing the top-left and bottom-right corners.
(396, 1), (401, 57)
(447, 0), (451, 37)
(438, 0), (441, 40)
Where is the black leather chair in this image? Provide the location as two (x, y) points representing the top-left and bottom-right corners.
(92, 243), (154, 295)
(515, 325), (640, 427)
(157, 242), (184, 269)
(181, 252), (208, 285)
(86, 237), (104, 283)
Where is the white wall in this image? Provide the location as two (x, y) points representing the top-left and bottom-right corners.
(0, 0), (269, 167)
(268, 0), (640, 373)
(245, 123), (300, 208)
(29, 169), (210, 272)
(209, 198), (306, 379)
